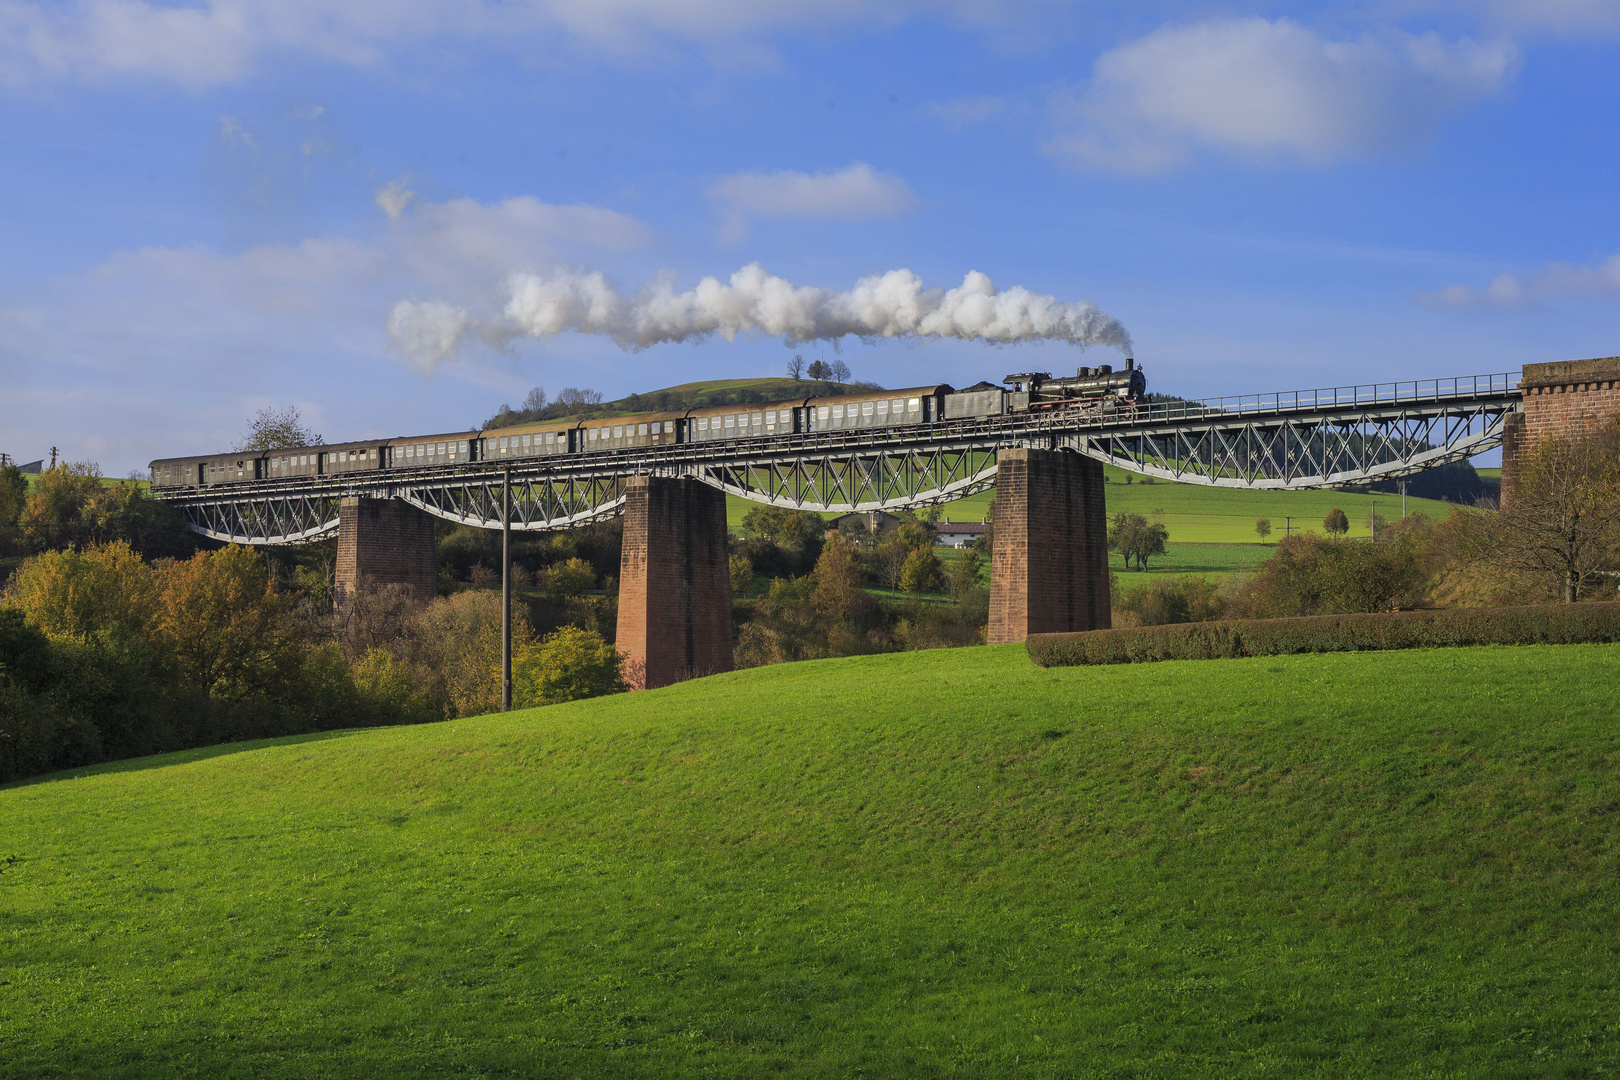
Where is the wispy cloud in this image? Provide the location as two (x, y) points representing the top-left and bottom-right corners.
(922, 95), (1007, 130)
(0, 0), (1016, 88)
(707, 162), (915, 244)
(1046, 17), (1517, 174)
(1415, 252), (1620, 308)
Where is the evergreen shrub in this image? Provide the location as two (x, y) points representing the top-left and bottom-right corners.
(1027, 602), (1620, 667)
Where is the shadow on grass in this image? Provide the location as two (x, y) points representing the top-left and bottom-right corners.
(1, 728), (367, 792)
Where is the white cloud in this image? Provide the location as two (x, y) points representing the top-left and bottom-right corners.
(375, 179), (414, 221)
(0, 0), (995, 87)
(1046, 18), (1516, 173)
(394, 262), (1133, 373)
(1415, 253), (1620, 308)
(707, 162), (915, 243)
(0, 192), (654, 469)
(1449, 0), (1620, 35)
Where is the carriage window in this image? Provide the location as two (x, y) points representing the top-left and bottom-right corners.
(458, 442), (467, 454)
(877, 401), (889, 415)
(638, 423), (648, 436)
(589, 428), (598, 440)
(862, 401), (875, 416)
(751, 414), (763, 427)
(650, 422), (661, 435)
(909, 398), (921, 412)
(613, 426), (624, 438)
(438, 443), (446, 455)
(818, 406), (830, 419)
(892, 399), (903, 413)
(725, 415), (735, 428)
(832, 405), (844, 419)
(498, 437), (508, 450)
(544, 432), (555, 444)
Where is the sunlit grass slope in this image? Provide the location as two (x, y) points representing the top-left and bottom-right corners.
(4, 644), (1618, 1078)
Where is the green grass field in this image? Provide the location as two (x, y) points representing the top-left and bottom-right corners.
(727, 461), (1459, 544)
(4, 642), (1617, 1077)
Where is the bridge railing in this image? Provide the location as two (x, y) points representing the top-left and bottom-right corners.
(1138, 372), (1519, 425)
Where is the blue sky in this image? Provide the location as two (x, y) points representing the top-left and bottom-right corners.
(2, 0), (1618, 474)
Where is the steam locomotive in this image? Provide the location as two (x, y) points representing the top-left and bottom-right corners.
(149, 359), (1144, 489)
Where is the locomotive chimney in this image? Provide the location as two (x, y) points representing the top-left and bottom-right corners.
(1126, 357), (1135, 370)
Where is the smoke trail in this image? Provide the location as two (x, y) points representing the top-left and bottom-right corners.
(389, 262), (1132, 372)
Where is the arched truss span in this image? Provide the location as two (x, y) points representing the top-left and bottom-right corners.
(165, 373), (1521, 543)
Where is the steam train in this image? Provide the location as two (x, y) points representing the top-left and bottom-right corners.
(149, 359), (1144, 489)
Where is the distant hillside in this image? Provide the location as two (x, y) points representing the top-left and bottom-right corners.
(484, 376), (885, 430)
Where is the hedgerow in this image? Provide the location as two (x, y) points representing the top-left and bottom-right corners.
(1026, 601), (1620, 667)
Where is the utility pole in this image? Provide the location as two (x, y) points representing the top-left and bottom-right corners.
(1368, 501), (1379, 539)
(1398, 481), (1408, 519)
(501, 467), (512, 713)
(1283, 515), (1294, 539)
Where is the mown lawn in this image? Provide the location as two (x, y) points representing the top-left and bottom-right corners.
(3, 643), (1617, 1078)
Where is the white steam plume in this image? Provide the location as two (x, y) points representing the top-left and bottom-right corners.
(389, 262), (1132, 372)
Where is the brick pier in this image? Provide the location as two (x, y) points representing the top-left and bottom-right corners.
(616, 475), (733, 690)
(335, 496), (438, 607)
(987, 447), (1111, 644)
(1503, 356), (1620, 503)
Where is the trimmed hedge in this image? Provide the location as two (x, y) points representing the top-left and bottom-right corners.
(1026, 602), (1620, 668)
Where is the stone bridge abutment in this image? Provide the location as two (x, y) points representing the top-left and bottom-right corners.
(1502, 356), (1620, 504)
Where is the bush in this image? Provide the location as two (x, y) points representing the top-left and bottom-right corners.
(1113, 575), (1224, 627)
(1027, 601), (1620, 668)
(513, 626), (625, 706)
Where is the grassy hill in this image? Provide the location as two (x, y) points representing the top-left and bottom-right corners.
(4, 642), (1618, 1077)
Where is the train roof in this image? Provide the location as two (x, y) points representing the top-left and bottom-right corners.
(386, 430), (481, 444)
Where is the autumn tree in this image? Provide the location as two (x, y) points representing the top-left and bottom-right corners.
(152, 546), (303, 700)
(899, 546), (942, 595)
(729, 553), (755, 596)
(3, 540), (156, 642)
(948, 547), (984, 598)
(1323, 508), (1350, 535)
(1460, 426), (1620, 602)
(0, 460), (25, 528)
(513, 626), (625, 706)
(543, 557), (596, 600)
(1254, 517), (1272, 542)
(235, 406), (323, 452)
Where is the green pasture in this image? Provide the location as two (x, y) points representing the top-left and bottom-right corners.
(4, 642), (1618, 1077)
(727, 460), (1461, 543)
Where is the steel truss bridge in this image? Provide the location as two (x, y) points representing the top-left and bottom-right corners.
(162, 372), (1520, 544)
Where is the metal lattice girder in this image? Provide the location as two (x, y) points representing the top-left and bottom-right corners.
(696, 445), (1002, 512)
(1067, 397), (1512, 489)
(397, 473), (628, 531)
(184, 493), (341, 545)
(158, 370), (1523, 542)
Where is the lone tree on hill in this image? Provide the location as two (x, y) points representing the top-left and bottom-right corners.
(1324, 508), (1350, 536)
(830, 358), (850, 383)
(787, 355), (805, 380)
(235, 406), (322, 452)
(806, 359), (831, 381)
(1255, 517), (1272, 542)
(522, 387), (547, 413)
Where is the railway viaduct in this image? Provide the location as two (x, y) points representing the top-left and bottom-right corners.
(160, 360), (1614, 692)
